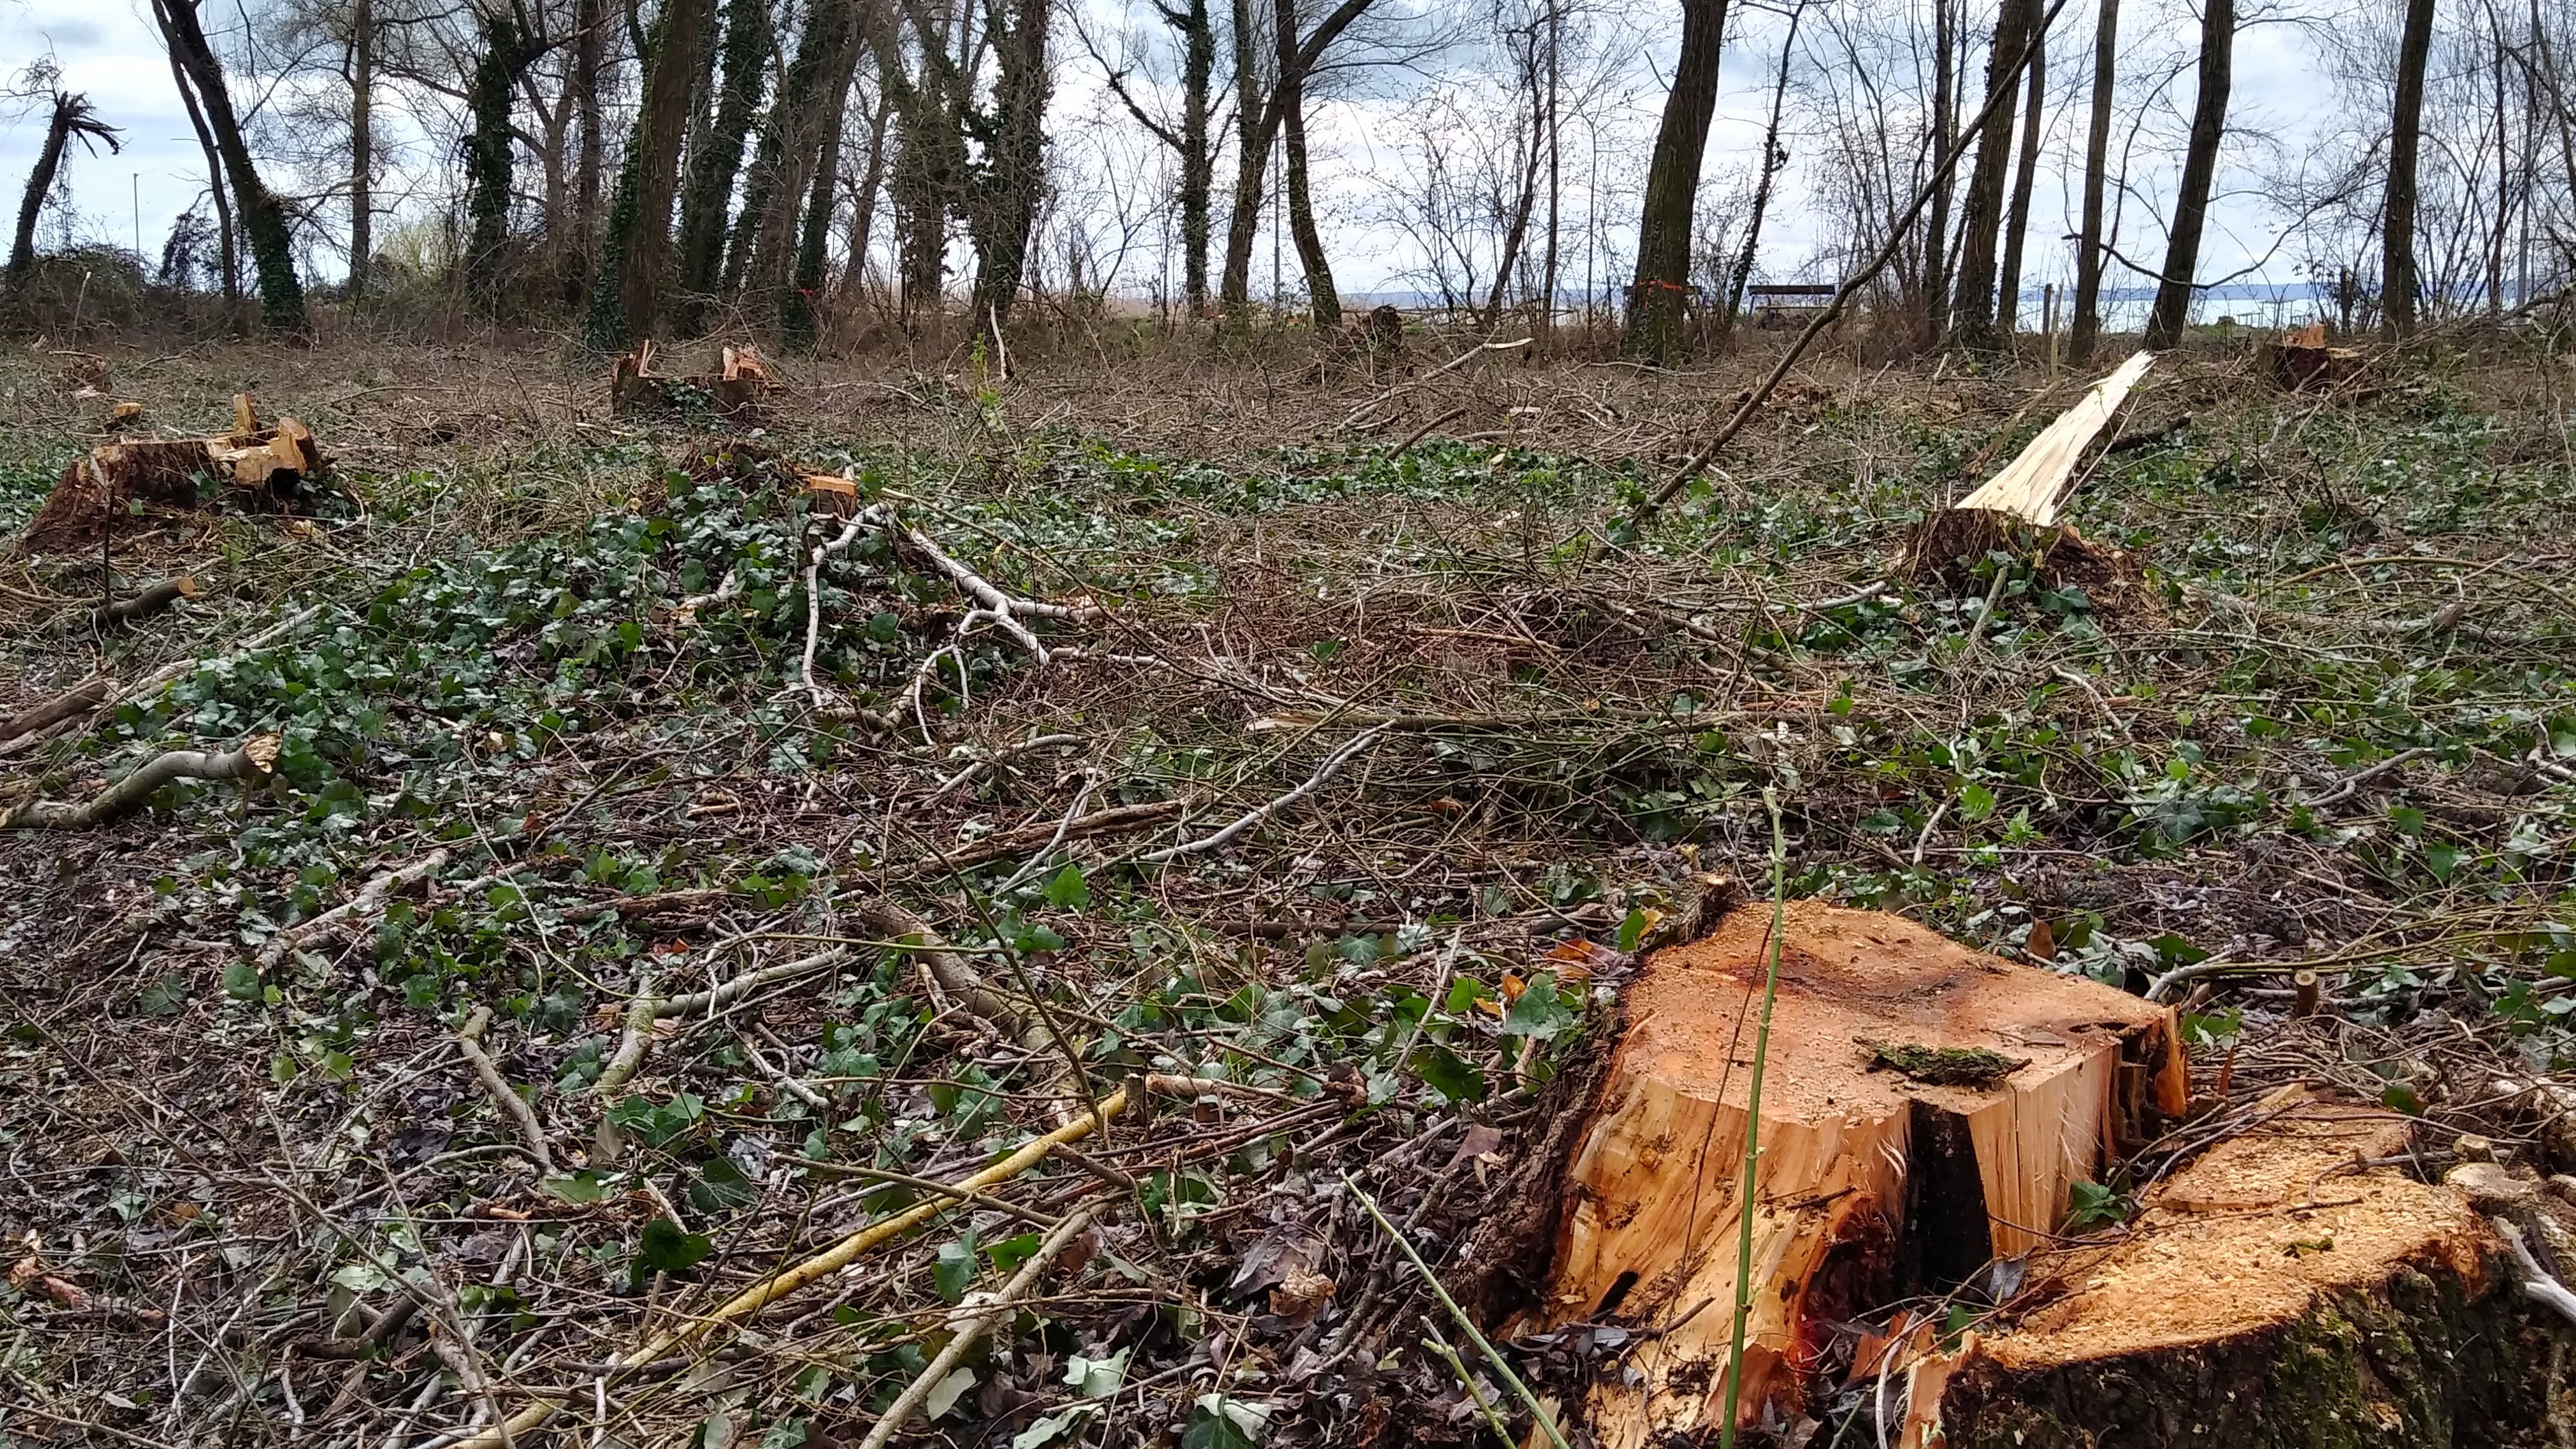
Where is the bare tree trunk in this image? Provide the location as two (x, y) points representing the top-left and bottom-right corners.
(1996, 0), (2045, 335)
(348, 0), (374, 298)
(2490, 7), (2509, 314)
(1481, 22), (1546, 331)
(1623, 0), (1731, 362)
(1219, 0), (1270, 315)
(842, 87), (892, 307)
(585, 0), (714, 349)
(2143, 0), (2231, 347)
(1273, 0), (1340, 328)
(2068, 0), (2117, 363)
(152, 0), (308, 333)
(732, 0), (859, 313)
(165, 44), (237, 303)
(2383, 0), (2434, 337)
(1949, 0), (2032, 350)
(1720, 0), (1807, 337)
(1539, 0), (1561, 328)
(1922, 0), (1959, 342)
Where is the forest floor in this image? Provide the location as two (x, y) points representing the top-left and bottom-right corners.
(2, 324), (2574, 1448)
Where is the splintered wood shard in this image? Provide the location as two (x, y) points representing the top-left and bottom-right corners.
(1955, 350), (2154, 526)
(1533, 902), (2185, 1449)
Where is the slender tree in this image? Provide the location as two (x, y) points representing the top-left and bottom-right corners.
(2143, 0), (2232, 347)
(1949, 0), (2034, 349)
(1996, 0), (2045, 333)
(1623, 0), (1731, 361)
(567, 0), (607, 302)
(160, 40), (236, 302)
(6, 90), (120, 295)
(151, 0), (307, 333)
(2069, 0), (2118, 363)
(585, 0), (715, 349)
(1275, 0), (1341, 326)
(1720, 0), (1809, 336)
(966, 0), (1055, 328)
(1922, 0), (1959, 341)
(1091, 0), (1221, 316)
(2383, 0), (2436, 337)
(1217, 0), (1381, 316)
(347, 0), (375, 298)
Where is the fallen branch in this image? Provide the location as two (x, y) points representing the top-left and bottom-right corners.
(2306, 747), (2434, 808)
(449, 1087), (1134, 1449)
(886, 799), (1184, 881)
(849, 904), (1024, 1029)
(456, 1007), (556, 1173)
(933, 731), (1088, 795)
(258, 849), (451, 971)
(856, 1206), (1097, 1449)
(0, 674), (111, 745)
(90, 575), (198, 632)
(1, 733), (279, 829)
(800, 506), (889, 713)
(781, 1154), (1062, 1229)
(647, 947), (852, 1020)
(590, 964), (659, 1097)
(1141, 723), (1397, 863)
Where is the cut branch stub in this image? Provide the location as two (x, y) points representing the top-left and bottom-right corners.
(1524, 901), (2185, 1448)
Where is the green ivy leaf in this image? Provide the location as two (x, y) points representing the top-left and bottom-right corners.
(1959, 781), (1997, 821)
(934, 1235), (979, 1303)
(637, 1217), (711, 1273)
(539, 1172), (609, 1205)
(1409, 1044), (1485, 1103)
(1044, 863), (1090, 910)
(985, 1230), (1043, 1277)
(1500, 972), (1576, 1040)
(222, 960), (263, 1001)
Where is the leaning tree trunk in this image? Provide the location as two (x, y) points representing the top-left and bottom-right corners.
(1623, 0), (1730, 362)
(584, 0), (713, 350)
(163, 43), (237, 303)
(152, 0), (307, 333)
(2068, 0), (2118, 364)
(463, 9), (526, 307)
(347, 0), (375, 300)
(6, 98), (83, 292)
(672, 0), (772, 331)
(783, 76), (861, 349)
(1996, 0), (2045, 335)
(1274, 0), (1339, 330)
(2383, 0), (2435, 338)
(2143, 0), (2232, 347)
(1719, 0), (1806, 337)
(1949, 0), (2032, 350)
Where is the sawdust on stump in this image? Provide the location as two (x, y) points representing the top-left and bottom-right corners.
(1510, 900), (2187, 1449)
(1916, 1091), (2547, 1449)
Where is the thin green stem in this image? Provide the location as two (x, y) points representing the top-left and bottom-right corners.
(1422, 1326), (1518, 1448)
(1717, 786), (1791, 1449)
(1344, 1173), (1573, 1449)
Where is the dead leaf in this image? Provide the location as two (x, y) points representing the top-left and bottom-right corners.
(1269, 1269), (1336, 1322)
(2025, 920), (2055, 962)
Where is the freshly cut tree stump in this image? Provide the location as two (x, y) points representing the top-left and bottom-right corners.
(1912, 1090), (2543, 1449)
(1522, 901), (2188, 1449)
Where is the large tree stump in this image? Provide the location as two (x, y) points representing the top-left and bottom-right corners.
(1913, 1091), (2548, 1448)
(1517, 902), (2189, 1448)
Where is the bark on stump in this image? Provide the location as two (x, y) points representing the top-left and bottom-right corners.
(1917, 1093), (2549, 1448)
(1518, 901), (2188, 1448)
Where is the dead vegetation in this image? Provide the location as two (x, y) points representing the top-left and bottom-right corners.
(2, 329), (2575, 1448)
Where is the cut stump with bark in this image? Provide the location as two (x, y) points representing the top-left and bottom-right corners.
(17, 394), (326, 552)
(1913, 1090), (2548, 1449)
(1515, 901), (2188, 1449)
(610, 342), (771, 422)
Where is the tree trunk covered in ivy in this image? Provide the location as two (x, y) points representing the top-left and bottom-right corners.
(152, 0), (307, 333)
(8, 94), (118, 294)
(347, 0), (375, 298)
(674, 0), (773, 331)
(585, 0), (713, 350)
(965, 0), (1051, 328)
(782, 97), (850, 349)
(567, 0), (607, 304)
(726, 0), (858, 308)
(464, 8), (527, 306)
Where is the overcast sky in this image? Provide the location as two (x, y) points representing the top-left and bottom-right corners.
(0, 0), (2331, 307)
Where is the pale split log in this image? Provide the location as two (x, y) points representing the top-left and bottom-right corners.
(1953, 350), (2155, 525)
